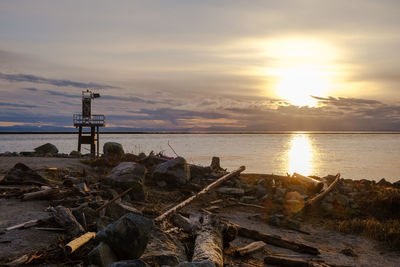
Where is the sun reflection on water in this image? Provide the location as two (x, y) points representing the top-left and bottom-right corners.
(288, 134), (314, 176)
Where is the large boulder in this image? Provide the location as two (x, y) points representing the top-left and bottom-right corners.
(34, 143), (58, 155)
(140, 228), (187, 266)
(106, 162), (146, 200)
(152, 157), (190, 185)
(103, 142), (124, 158)
(1, 163), (49, 185)
(95, 213), (153, 260)
(87, 242), (117, 267)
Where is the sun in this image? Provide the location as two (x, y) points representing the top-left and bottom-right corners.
(276, 65), (328, 106)
(258, 37), (339, 106)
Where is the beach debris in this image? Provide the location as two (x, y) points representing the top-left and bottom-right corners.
(235, 241), (266, 256)
(264, 255), (327, 267)
(103, 142), (125, 158)
(154, 166), (246, 222)
(152, 157), (191, 185)
(34, 143), (59, 155)
(290, 172), (324, 195)
(105, 162), (146, 201)
(66, 231), (96, 253)
(51, 205), (85, 238)
(95, 213), (153, 260)
(22, 187), (59, 201)
(1, 163), (50, 186)
(303, 173), (341, 209)
(140, 227), (188, 266)
(87, 241), (118, 266)
(233, 222), (320, 255)
(192, 215), (224, 267)
(216, 187), (245, 196)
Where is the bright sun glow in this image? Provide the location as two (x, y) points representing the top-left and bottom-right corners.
(258, 37), (340, 106)
(288, 134), (314, 176)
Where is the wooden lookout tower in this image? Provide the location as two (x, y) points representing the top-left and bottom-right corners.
(73, 90), (105, 158)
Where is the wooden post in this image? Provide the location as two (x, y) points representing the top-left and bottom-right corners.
(78, 126), (82, 152)
(90, 126), (95, 158)
(96, 126), (100, 158)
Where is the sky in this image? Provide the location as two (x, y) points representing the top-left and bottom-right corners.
(1, 0), (400, 131)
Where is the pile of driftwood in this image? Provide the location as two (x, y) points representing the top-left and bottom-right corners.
(0, 153), (342, 266)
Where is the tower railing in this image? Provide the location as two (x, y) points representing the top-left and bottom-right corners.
(73, 114), (106, 126)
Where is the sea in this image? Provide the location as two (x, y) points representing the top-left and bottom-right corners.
(0, 133), (399, 182)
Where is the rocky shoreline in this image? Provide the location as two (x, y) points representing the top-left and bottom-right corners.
(0, 142), (399, 266)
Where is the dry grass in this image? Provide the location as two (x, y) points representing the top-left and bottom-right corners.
(337, 218), (400, 247)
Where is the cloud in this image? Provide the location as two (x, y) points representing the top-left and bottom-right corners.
(0, 72), (118, 89)
(0, 102), (38, 109)
(312, 96), (382, 106)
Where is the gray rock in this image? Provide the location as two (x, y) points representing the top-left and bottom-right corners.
(69, 150), (82, 158)
(152, 157), (190, 185)
(275, 187), (287, 198)
(107, 259), (149, 267)
(106, 162), (146, 200)
(178, 260), (216, 267)
(34, 143), (58, 155)
(140, 228), (187, 267)
(87, 242), (117, 267)
(96, 213), (153, 260)
(255, 185), (267, 199)
(1, 163), (49, 185)
(103, 142), (125, 158)
(216, 187), (245, 196)
(268, 215), (281, 226)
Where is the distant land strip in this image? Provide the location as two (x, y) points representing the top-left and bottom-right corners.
(1, 131), (400, 135)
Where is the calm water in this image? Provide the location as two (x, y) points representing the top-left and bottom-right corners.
(0, 133), (399, 182)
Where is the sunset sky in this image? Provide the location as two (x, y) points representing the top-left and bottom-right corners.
(1, 0), (400, 131)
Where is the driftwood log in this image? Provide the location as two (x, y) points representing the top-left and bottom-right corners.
(291, 173), (324, 195)
(304, 173), (341, 208)
(66, 232), (96, 253)
(236, 241), (266, 256)
(234, 223), (319, 255)
(22, 188), (59, 201)
(192, 215), (224, 267)
(51, 205), (85, 238)
(155, 166), (245, 222)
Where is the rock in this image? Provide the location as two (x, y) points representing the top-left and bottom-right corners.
(340, 248), (358, 257)
(108, 259), (149, 267)
(216, 187), (245, 196)
(106, 162), (146, 200)
(34, 143), (58, 155)
(69, 150), (82, 158)
(152, 157), (190, 185)
(157, 180), (167, 187)
(140, 228), (187, 267)
(1, 163), (49, 185)
(275, 187), (287, 198)
(255, 185), (267, 199)
(106, 202), (142, 219)
(393, 180), (400, 189)
(377, 178), (392, 187)
(87, 242), (118, 267)
(257, 178), (265, 185)
(103, 142), (125, 158)
(190, 165), (212, 182)
(178, 260), (216, 267)
(96, 213), (153, 260)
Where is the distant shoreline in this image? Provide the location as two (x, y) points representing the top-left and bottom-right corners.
(1, 131), (400, 135)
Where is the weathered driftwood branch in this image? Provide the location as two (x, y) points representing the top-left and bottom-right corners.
(51, 206), (85, 238)
(155, 166), (246, 222)
(66, 232), (96, 253)
(236, 241), (266, 256)
(6, 219), (40, 231)
(264, 255), (326, 267)
(192, 215), (224, 267)
(234, 223), (319, 255)
(95, 187), (133, 213)
(304, 173), (341, 208)
(291, 172), (324, 194)
(22, 188), (58, 201)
